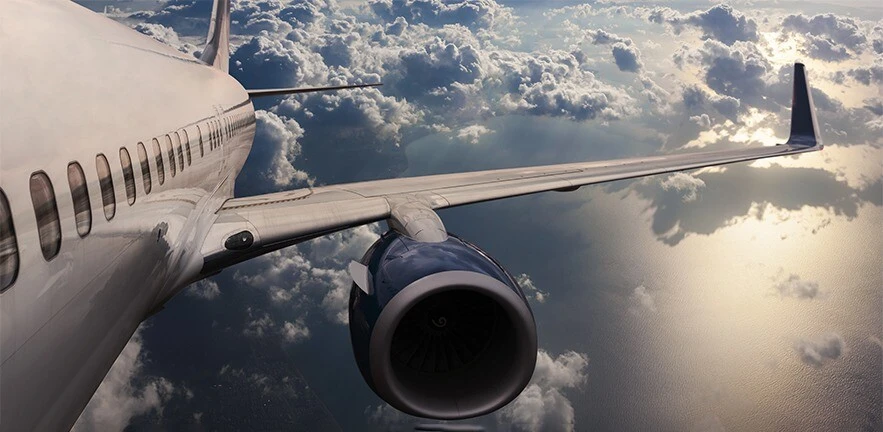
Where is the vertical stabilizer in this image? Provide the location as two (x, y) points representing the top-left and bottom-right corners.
(199, 0), (230, 73)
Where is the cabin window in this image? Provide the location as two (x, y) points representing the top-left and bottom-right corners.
(96, 154), (116, 220)
(173, 132), (184, 172)
(0, 188), (19, 291)
(196, 124), (205, 157)
(164, 135), (176, 177)
(67, 162), (91, 237)
(137, 142), (152, 194)
(29, 172), (62, 260)
(119, 148), (136, 205)
(152, 138), (165, 185)
(182, 129), (192, 166)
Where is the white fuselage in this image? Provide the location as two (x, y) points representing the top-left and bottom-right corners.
(0, 2), (254, 430)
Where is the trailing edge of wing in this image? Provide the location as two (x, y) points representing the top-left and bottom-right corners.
(200, 63), (821, 275)
(247, 83), (382, 99)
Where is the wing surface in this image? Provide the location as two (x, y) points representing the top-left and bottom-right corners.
(200, 63), (821, 274)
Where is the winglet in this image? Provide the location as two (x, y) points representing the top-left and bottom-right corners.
(199, 0), (230, 73)
(786, 63), (821, 148)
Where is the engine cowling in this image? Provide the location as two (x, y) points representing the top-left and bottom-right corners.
(349, 231), (537, 420)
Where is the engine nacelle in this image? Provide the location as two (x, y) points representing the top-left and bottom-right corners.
(349, 231), (537, 419)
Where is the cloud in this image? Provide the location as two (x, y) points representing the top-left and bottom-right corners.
(73, 328), (177, 431)
(185, 279), (221, 300)
(682, 84), (741, 119)
(611, 42), (642, 72)
(496, 350), (589, 432)
(633, 163), (880, 245)
(585, 29), (632, 46)
(781, 13), (867, 51)
(281, 320), (311, 343)
(369, 0), (515, 31)
(455, 124), (495, 144)
(774, 273), (821, 300)
(133, 22), (198, 54)
(660, 173), (706, 202)
(628, 285), (656, 315)
(648, 5), (759, 46)
(802, 34), (851, 61)
(795, 333), (845, 367)
(235, 110), (311, 195)
(516, 273), (549, 303)
(494, 50), (639, 121)
(128, 0), (213, 37)
(846, 62), (883, 86)
(243, 310), (275, 338)
(234, 225), (382, 325)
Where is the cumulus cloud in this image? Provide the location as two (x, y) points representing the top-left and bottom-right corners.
(795, 333), (845, 367)
(496, 350), (589, 432)
(73, 328), (178, 431)
(243, 309), (275, 338)
(628, 285), (656, 315)
(660, 173), (706, 202)
(494, 50), (638, 121)
(281, 320), (311, 343)
(516, 273), (549, 303)
(774, 273), (821, 300)
(782, 13), (867, 61)
(185, 279), (221, 300)
(611, 42), (642, 72)
(584, 29), (642, 72)
(585, 29), (631, 46)
(648, 5), (758, 45)
(846, 62), (883, 86)
(235, 225), (382, 325)
(133, 22), (198, 54)
(681, 84), (741, 119)
(455, 124), (495, 144)
(370, 0), (515, 31)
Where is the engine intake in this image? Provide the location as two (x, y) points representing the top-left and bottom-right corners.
(349, 231), (537, 419)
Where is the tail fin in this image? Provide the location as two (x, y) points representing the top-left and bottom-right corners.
(200, 0), (230, 73)
(786, 63), (821, 148)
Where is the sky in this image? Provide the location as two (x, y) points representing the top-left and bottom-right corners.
(72, 0), (881, 431)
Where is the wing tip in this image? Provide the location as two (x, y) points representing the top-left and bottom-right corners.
(786, 62), (821, 149)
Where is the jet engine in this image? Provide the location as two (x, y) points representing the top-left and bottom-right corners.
(348, 230), (537, 420)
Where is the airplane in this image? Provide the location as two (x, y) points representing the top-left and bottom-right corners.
(0, 0), (822, 430)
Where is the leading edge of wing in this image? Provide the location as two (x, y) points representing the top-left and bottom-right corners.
(198, 63), (820, 275)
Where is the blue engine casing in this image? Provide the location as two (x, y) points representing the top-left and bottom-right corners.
(349, 230), (537, 420)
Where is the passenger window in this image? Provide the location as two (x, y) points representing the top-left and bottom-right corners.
(152, 138), (165, 185)
(119, 148), (136, 205)
(196, 124), (205, 157)
(182, 129), (192, 166)
(137, 142), (152, 194)
(173, 132), (184, 172)
(67, 162), (92, 237)
(164, 135), (176, 177)
(0, 188), (19, 291)
(96, 154), (116, 220)
(29, 172), (62, 260)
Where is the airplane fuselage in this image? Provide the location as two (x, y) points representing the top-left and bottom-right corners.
(1, 2), (254, 430)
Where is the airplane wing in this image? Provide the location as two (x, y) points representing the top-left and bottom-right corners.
(199, 63), (821, 275)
